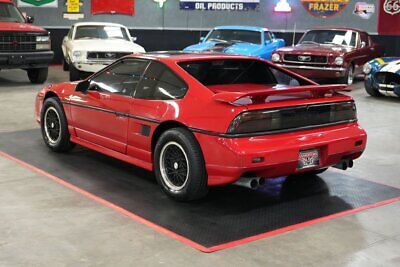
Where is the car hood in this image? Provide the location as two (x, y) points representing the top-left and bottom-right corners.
(71, 39), (145, 53)
(379, 58), (400, 73)
(276, 43), (352, 56)
(0, 21), (47, 33)
(185, 41), (263, 56)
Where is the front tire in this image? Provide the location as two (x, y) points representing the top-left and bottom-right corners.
(339, 64), (354, 85)
(365, 80), (382, 97)
(27, 68), (48, 84)
(40, 97), (75, 152)
(154, 128), (208, 201)
(63, 58), (70, 71)
(69, 64), (81, 81)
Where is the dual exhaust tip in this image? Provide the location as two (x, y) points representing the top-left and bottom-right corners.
(234, 159), (354, 190)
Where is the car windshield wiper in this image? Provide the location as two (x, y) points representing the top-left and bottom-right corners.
(301, 41), (319, 45)
(208, 38), (228, 43)
(230, 40), (248, 44)
(77, 37), (101, 40)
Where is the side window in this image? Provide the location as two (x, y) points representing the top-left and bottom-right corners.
(135, 61), (188, 100)
(270, 67), (301, 86)
(360, 33), (369, 47)
(90, 59), (149, 96)
(264, 31), (272, 42)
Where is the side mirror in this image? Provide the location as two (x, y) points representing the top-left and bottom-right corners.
(75, 80), (90, 92)
(26, 16), (34, 24)
(130, 36), (137, 42)
(360, 41), (366, 48)
(200, 37), (205, 42)
(265, 40), (272, 45)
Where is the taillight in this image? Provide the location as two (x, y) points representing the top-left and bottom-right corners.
(227, 101), (357, 135)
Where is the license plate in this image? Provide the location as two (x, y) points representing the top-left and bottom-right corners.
(298, 149), (320, 170)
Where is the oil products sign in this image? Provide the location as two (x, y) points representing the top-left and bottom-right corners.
(301, 0), (350, 18)
(180, 0), (260, 11)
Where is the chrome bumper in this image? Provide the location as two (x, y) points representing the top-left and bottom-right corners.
(276, 64), (346, 72)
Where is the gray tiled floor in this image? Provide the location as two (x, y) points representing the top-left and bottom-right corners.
(0, 68), (399, 266)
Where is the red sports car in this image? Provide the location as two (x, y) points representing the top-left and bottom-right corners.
(35, 52), (367, 201)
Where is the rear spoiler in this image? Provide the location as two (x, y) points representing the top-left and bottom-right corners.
(211, 84), (351, 104)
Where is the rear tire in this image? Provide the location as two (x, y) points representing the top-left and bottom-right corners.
(154, 128), (208, 201)
(27, 68), (48, 84)
(40, 97), (75, 152)
(69, 64), (81, 81)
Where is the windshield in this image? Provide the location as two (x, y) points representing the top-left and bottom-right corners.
(74, 26), (129, 41)
(0, 3), (25, 23)
(205, 29), (261, 45)
(300, 30), (357, 47)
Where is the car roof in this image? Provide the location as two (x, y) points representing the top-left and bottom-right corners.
(213, 25), (268, 32)
(307, 27), (365, 33)
(73, 22), (127, 28)
(127, 51), (258, 63)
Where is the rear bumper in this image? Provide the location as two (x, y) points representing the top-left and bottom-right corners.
(276, 63), (346, 79)
(0, 51), (53, 69)
(195, 123), (367, 186)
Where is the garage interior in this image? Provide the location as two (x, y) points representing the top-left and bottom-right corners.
(1, 1), (400, 266)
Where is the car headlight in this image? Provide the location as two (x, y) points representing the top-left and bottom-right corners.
(334, 56), (344, 65)
(271, 53), (280, 62)
(72, 51), (85, 62)
(36, 35), (51, 50)
(363, 63), (372, 75)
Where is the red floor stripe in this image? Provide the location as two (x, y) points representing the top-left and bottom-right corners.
(1, 149), (400, 253)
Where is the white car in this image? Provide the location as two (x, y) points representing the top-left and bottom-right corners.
(62, 22), (146, 81)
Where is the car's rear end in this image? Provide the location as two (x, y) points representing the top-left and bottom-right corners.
(176, 56), (366, 186)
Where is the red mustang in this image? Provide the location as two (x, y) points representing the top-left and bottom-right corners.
(35, 53), (367, 201)
(271, 28), (384, 85)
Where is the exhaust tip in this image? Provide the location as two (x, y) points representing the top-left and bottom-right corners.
(250, 179), (258, 189)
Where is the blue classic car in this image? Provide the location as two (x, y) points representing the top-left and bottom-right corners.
(363, 57), (400, 97)
(183, 26), (285, 60)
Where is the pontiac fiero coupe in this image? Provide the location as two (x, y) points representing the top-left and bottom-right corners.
(35, 53), (367, 201)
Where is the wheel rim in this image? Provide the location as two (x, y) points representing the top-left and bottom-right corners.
(348, 67), (354, 85)
(160, 141), (189, 192)
(44, 106), (61, 145)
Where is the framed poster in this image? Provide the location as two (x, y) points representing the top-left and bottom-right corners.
(179, 0), (260, 11)
(91, 0), (134, 15)
(378, 0), (400, 35)
(18, 0), (58, 8)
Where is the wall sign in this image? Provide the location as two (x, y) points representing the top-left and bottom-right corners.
(301, 0), (349, 18)
(91, 0), (134, 15)
(353, 2), (375, 19)
(274, 0), (292, 13)
(378, 0), (400, 35)
(18, 0), (58, 7)
(67, 0), (81, 13)
(179, 0), (260, 11)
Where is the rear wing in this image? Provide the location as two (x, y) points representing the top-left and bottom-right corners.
(211, 84), (350, 104)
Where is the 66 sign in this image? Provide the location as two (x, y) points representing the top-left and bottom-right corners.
(384, 0), (400, 15)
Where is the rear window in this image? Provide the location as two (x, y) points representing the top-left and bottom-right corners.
(178, 59), (308, 87)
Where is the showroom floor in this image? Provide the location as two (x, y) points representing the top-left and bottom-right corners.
(0, 67), (400, 266)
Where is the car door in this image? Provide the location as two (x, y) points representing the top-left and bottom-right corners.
(352, 32), (371, 73)
(126, 61), (188, 162)
(62, 26), (74, 62)
(69, 58), (149, 153)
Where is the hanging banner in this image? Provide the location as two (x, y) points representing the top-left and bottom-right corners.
(301, 0), (350, 18)
(18, 0), (58, 8)
(378, 0), (400, 35)
(91, 0), (134, 15)
(179, 0), (260, 11)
